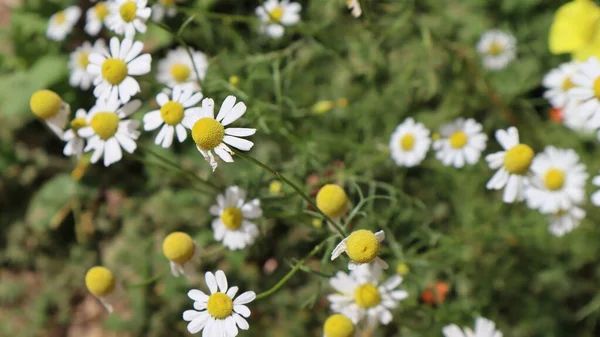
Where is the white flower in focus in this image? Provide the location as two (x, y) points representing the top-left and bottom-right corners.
(106, 0), (151, 37)
(331, 230), (388, 270)
(183, 270), (256, 336)
(389, 118), (431, 167)
(63, 109), (88, 158)
(476, 30), (516, 70)
(256, 0), (301, 39)
(543, 62), (580, 108)
(157, 46), (208, 89)
(525, 146), (588, 214)
(85, 1), (110, 36)
(143, 86), (202, 148)
(88, 37), (151, 104)
(46, 6), (81, 41)
(78, 96), (141, 167)
(69, 39), (106, 90)
(442, 317), (503, 337)
(182, 96), (256, 171)
(547, 207), (585, 237)
(152, 0), (180, 22)
(210, 186), (262, 250)
(485, 127), (534, 203)
(433, 118), (487, 168)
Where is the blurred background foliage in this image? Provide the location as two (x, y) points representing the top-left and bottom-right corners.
(2, 0), (600, 336)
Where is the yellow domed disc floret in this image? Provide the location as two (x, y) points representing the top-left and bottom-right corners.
(488, 41), (504, 56)
(191, 118), (225, 150)
(90, 112), (120, 140)
(396, 263), (410, 276)
(354, 283), (381, 308)
(162, 232), (195, 264)
(55, 11), (66, 24)
(170, 64), (191, 83)
(316, 184), (348, 219)
(78, 51), (90, 69)
(345, 229), (380, 264)
(160, 101), (185, 126)
(70, 117), (88, 132)
(30, 90), (62, 120)
(101, 58), (128, 85)
(85, 266), (116, 297)
(503, 144), (534, 175)
(119, 1), (137, 22)
(221, 207), (242, 230)
(323, 314), (355, 337)
(544, 168), (566, 191)
(400, 134), (415, 151)
(95, 2), (109, 20)
(449, 131), (468, 149)
(269, 7), (284, 22)
(207, 292), (233, 319)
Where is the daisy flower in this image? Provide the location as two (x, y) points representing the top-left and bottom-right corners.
(476, 30), (517, 70)
(85, 1), (110, 36)
(567, 56), (600, 130)
(182, 96), (256, 171)
(547, 207), (585, 237)
(543, 61), (580, 108)
(88, 37), (151, 104)
(433, 118), (487, 168)
(46, 6), (81, 41)
(316, 184), (350, 220)
(69, 39), (106, 90)
(29, 89), (70, 137)
(183, 270), (256, 336)
(389, 118), (431, 167)
(328, 263), (408, 326)
(443, 317), (503, 337)
(85, 266), (117, 313)
(162, 232), (198, 277)
(152, 0), (181, 22)
(332, 229), (388, 270)
(106, 0), (152, 38)
(157, 46), (208, 89)
(209, 186), (262, 250)
(524, 146), (588, 214)
(485, 127), (535, 203)
(323, 314), (356, 337)
(62, 109), (88, 158)
(255, 0), (301, 39)
(143, 86), (201, 148)
(78, 96), (141, 167)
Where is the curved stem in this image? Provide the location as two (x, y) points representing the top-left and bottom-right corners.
(125, 267), (170, 288)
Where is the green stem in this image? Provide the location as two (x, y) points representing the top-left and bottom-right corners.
(125, 267), (169, 288)
(234, 151), (347, 237)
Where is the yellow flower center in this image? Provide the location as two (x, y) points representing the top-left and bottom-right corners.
(170, 63), (191, 83)
(269, 181), (283, 195)
(70, 117), (88, 132)
(77, 51), (90, 69)
(90, 112), (120, 140)
(593, 77), (600, 99)
(221, 207), (243, 230)
(229, 75), (240, 86)
(396, 263), (410, 276)
(160, 101), (185, 126)
(503, 144), (534, 175)
(85, 266), (116, 297)
(316, 184), (348, 219)
(323, 314), (355, 337)
(488, 41), (504, 56)
(95, 2), (109, 20)
(544, 168), (566, 191)
(101, 58), (128, 85)
(30, 90), (62, 120)
(345, 229), (380, 264)
(207, 292), (233, 319)
(269, 6), (284, 22)
(354, 283), (381, 308)
(119, 1), (137, 23)
(449, 131), (468, 149)
(400, 134), (415, 151)
(55, 11), (66, 24)
(162, 232), (195, 264)
(562, 77), (576, 92)
(191, 117), (225, 150)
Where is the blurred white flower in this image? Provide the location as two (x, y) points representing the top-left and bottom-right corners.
(69, 39), (106, 90)
(85, 1), (110, 36)
(476, 30), (516, 70)
(346, 0), (362, 18)
(567, 56), (600, 137)
(152, 0), (181, 22)
(62, 109), (88, 158)
(543, 62), (580, 108)
(433, 118), (487, 168)
(389, 117), (431, 167)
(443, 317), (503, 337)
(256, 0), (301, 39)
(547, 207), (585, 237)
(46, 6), (81, 41)
(157, 46), (208, 90)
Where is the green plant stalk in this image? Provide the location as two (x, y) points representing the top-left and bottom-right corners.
(125, 267), (170, 288)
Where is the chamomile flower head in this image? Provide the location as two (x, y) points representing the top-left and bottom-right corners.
(183, 270), (256, 336)
(63, 109), (88, 158)
(152, 0), (181, 22)
(162, 232), (198, 277)
(85, 266), (116, 313)
(46, 6), (81, 41)
(157, 47), (208, 89)
(567, 57), (600, 131)
(85, 1), (110, 36)
(316, 184), (350, 219)
(69, 39), (106, 90)
(255, 0), (302, 39)
(433, 118), (487, 168)
(78, 96), (141, 167)
(106, 0), (151, 38)
(143, 86), (202, 148)
(476, 30), (517, 70)
(182, 96), (256, 171)
(328, 263), (408, 326)
(543, 61), (580, 108)
(30, 89), (71, 137)
(209, 186), (262, 250)
(88, 37), (151, 104)
(525, 146), (588, 214)
(331, 230), (388, 270)
(389, 118), (431, 167)
(323, 314), (356, 337)
(547, 207), (585, 237)
(485, 127), (534, 203)
(443, 317), (503, 337)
